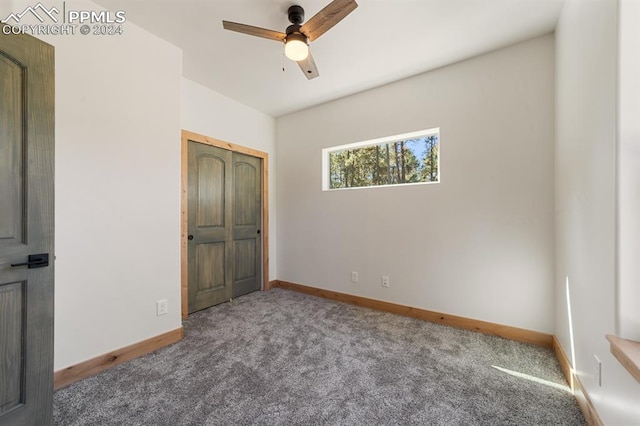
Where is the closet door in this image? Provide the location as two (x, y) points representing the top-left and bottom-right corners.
(187, 142), (262, 313)
(231, 152), (262, 298)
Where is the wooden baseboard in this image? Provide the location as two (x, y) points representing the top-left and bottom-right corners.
(273, 280), (553, 347)
(265, 280), (278, 291)
(552, 337), (606, 425)
(573, 372), (604, 426)
(54, 327), (184, 390)
(552, 335), (574, 391)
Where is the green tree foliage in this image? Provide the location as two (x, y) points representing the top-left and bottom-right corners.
(419, 135), (439, 183)
(329, 135), (439, 189)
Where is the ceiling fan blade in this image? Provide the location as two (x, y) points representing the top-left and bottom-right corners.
(300, 0), (358, 42)
(297, 51), (319, 80)
(222, 21), (286, 42)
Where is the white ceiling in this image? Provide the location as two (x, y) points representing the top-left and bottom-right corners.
(93, 0), (565, 117)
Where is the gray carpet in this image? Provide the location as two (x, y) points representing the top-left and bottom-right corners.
(54, 288), (585, 425)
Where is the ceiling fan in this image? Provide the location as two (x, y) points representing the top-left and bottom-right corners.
(222, 0), (358, 80)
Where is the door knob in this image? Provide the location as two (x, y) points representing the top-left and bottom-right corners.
(257, 230), (261, 234)
(188, 235), (194, 240)
(11, 253), (50, 269)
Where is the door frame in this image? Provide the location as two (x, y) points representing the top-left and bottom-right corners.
(181, 130), (270, 318)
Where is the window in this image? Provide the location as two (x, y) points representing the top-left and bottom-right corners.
(322, 128), (439, 190)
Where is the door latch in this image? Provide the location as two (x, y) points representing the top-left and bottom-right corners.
(11, 253), (49, 269)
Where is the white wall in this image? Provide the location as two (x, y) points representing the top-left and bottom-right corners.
(617, 0), (640, 340)
(276, 36), (556, 333)
(2, 0), (279, 371)
(181, 78), (277, 279)
(7, 0), (184, 370)
(555, 0), (640, 423)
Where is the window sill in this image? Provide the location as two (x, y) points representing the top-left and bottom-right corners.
(606, 334), (640, 383)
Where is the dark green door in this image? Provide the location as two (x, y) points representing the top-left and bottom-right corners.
(187, 142), (262, 313)
(231, 152), (262, 298)
(0, 28), (55, 425)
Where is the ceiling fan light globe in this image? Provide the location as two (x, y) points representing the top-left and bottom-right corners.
(285, 38), (308, 61)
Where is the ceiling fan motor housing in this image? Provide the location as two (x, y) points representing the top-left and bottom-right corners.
(286, 24), (304, 37)
(288, 5), (305, 25)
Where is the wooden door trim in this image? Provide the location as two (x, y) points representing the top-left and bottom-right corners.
(181, 130), (270, 318)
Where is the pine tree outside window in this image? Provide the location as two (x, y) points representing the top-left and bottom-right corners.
(322, 128), (440, 190)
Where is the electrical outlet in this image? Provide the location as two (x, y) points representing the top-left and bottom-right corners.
(351, 271), (358, 283)
(156, 299), (168, 316)
(382, 276), (390, 288)
(594, 355), (602, 386)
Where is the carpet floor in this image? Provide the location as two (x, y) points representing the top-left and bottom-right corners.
(54, 288), (585, 425)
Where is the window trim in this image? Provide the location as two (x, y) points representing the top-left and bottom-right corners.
(321, 127), (440, 191)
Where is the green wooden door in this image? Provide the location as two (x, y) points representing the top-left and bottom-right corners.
(0, 28), (55, 425)
(231, 152), (262, 299)
(187, 142), (262, 313)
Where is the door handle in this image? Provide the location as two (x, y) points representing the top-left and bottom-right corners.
(11, 253), (49, 269)
(188, 235), (194, 240)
